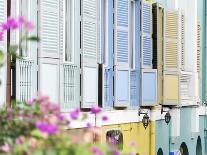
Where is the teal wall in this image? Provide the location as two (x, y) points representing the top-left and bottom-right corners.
(155, 120), (170, 155)
(153, 0), (167, 8)
(155, 108), (205, 155)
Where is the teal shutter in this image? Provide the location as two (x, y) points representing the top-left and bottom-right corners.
(0, 0), (7, 106)
(39, 0), (60, 103)
(81, 0), (98, 108)
(114, 0), (130, 107)
(60, 0), (80, 111)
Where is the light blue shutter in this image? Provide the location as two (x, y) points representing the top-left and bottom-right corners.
(81, 0), (98, 108)
(141, 69), (157, 106)
(114, 0), (130, 107)
(141, 1), (152, 68)
(130, 0), (141, 107)
(60, 0), (80, 111)
(39, 0), (60, 103)
(101, 0), (113, 108)
(0, 0), (7, 106)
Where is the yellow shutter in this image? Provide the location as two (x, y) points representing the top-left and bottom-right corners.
(164, 10), (179, 70)
(181, 14), (185, 70)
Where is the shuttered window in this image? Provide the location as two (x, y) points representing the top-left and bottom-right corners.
(181, 14), (185, 70)
(114, 0), (130, 107)
(197, 23), (201, 73)
(81, 0), (98, 108)
(164, 10), (179, 71)
(141, 1), (152, 68)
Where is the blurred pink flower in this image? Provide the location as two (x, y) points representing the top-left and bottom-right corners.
(91, 105), (102, 114)
(111, 150), (121, 155)
(69, 108), (80, 119)
(27, 98), (35, 106)
(57, 114), (65, 122)
(24, 21), (34, 31)
(86, 122), (93, 128)
(102, 115), (108, 121)
(35, 121), (59, 135)
(0, 32), (3, 41)
(15, 136), (25, 145)
(1, 23), (9, 31)
(7, 17), (19, 30)
(91, 146), (104, 155)
(0, 144), (11, 153)
(18, 16), (25, 25)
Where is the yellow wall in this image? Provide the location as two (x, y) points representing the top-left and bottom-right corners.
(101, 122), (156, 155)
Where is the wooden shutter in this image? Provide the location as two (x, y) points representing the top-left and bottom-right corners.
(81, 0), (98, 108)
(141, 69), (157, 106)
(130, 0), (141, 107)
(164, 10), (179, 71)
(163, 72), (179, 105)
(39, 0), (60, 103)
(101, 0), (113, 108)
(114, 0), (130, 107)
(152, 3), (163, 105)
(0, 0), (7, 106)
(60, 0), (80, 111)
(141, 1), (152, 68)
(181, 13), (185, 70)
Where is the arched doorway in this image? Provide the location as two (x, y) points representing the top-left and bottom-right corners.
(196, 136), (202, 155)
(180, 142), (189, 155)
(157, 148), (164, 155)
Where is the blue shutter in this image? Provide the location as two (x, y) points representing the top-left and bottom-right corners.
(101, 0), (113, 108)
(81, 0), (98, 108)
(141, 69), (157, 106)
(114, 0), (130, 107)
(141, 1), (152, 68)
(130, 0), (141, 107)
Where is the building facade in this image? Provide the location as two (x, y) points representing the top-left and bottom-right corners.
(0, 0), (207, 154)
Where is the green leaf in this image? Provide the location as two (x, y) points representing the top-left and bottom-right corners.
(31, 129), (45, 139)
(26, 36), (40, 42)
(9, 45), (18, 54)
(0, 50), (4, 62)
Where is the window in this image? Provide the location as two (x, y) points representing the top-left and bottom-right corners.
(65, 0), (74, 63)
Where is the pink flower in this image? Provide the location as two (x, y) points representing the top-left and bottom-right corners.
(69, 108), (80, 119)
(0, 144), (11, 153)
(15, 136), (25, 145)
(24, 21), (34, 31)
(91, 146), (104, 155)
(0, 32), (3, 41)
(27, 98), (35, 106)
(35, 121), (59, 135)
(91, 105), (102, 114)
(86, 122), (93, 128)
(18, 16), (25, 25)
(111, 150), (121, 155)
(57, 114), (65, 122)
(102, 115), (108, 121)
(1, 23), (9, 31)
(7, 17), (19, 30)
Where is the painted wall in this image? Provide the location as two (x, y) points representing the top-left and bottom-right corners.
(101, 122), (155, 155)
(152, 0), (167, 8)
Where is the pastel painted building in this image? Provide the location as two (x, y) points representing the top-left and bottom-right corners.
(0, 0), (206, 155)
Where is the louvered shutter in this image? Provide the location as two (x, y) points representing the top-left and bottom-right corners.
(152, 3), (163, 105)
(0, 0), (7, 106)
(101, 0), (113, 108)
(141, 69), (157, 106)
(60, 0), (80, 111)
(163, 72), (179, 105)
(39, 0), (60, 103)
(114, 0), (130, 107)
(181, 13), (185, 70)
(197, 23), (201, 73)
(81, 0), (98, 108)
(164, 10), (179, 71)
(141, 1), (152, 68)
(130, 0), (141, 107)
(16, 0), (38, 102)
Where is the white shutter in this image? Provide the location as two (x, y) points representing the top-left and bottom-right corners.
(171, 108), (180, 141)
(191, 107), (199, 135)
(39, 0), (59, 59)
(197, 22), (201, 73)
(0, 0), (7, 106)
(114, 0), (130, 107)
(39, 0), (60, 103)
(81, 0), (98, 108)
